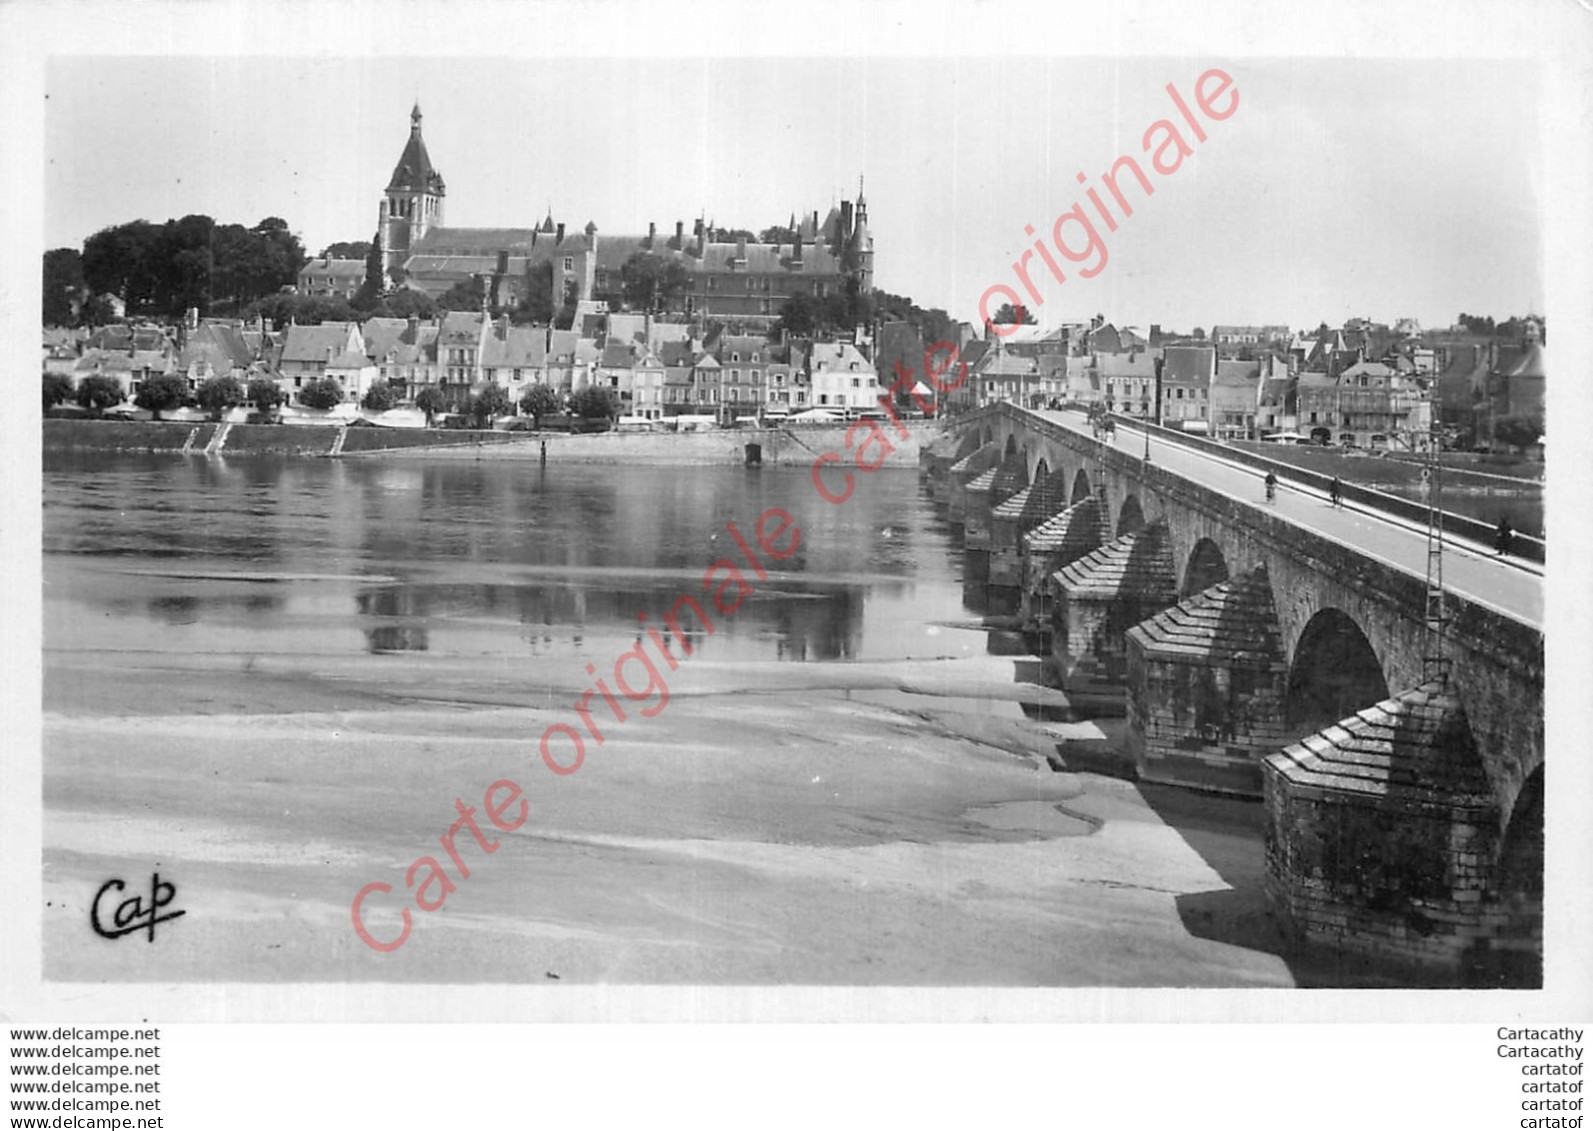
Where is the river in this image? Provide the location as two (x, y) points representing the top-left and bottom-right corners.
(40, 451), (1303, 989)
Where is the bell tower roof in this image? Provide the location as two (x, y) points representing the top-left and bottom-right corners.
(388, 104), (446, 195)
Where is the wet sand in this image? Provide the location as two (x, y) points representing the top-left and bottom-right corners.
(43, 642), (1294, 986)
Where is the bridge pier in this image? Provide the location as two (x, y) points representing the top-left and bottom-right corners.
(990, 467), (1073, 591)
(1047, 522), (1177, 710)
(920, 430), (974, 503)
(1123, 566), (1290, 797)
(945, 443), (1000, 529)
(1019, 498), (1109, 636)
(1261, 680), (1538, 986)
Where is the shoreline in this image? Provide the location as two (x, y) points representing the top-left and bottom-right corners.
(41, 417), (938, 467)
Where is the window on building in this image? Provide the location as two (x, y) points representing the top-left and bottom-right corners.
(851, 378), (860, 389)
(563, 257), (573, 272)
(751, 370), (761, 385)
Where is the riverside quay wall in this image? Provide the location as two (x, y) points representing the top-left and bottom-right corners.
(43, 418), (929, 467)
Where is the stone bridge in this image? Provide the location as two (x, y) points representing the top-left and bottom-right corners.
(923, 401), (1545, 985)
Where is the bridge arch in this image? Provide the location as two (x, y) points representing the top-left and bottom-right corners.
(1117, 495), (1146, 537)
(1071, 469), (1092, 503)
(1284, 608), (1389, 733)
(1033, 457), (1050, 485)
(1181, 537), (1230, 597)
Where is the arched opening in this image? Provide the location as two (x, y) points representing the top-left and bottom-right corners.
(981, 425), (993, 446)
(1070, 468), (1092, 503)
(1003, 434), (1019, 457)
(1117, 495), (1145, 537)
(1284, 608), (1389, 732)
(1181, 537), (1229, 597)
(1033, 457), (1050, 486)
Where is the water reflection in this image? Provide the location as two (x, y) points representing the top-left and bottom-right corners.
(43, 453), (975, 668)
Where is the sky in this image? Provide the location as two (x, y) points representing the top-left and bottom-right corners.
(43, 53), (1545, 335)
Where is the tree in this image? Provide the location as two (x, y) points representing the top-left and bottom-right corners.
(247, 292), (357, 329)
(75, 375), (125, 414)
(43, 373), (75, 412)
(321, 241), (372, 260)
(519, 383), (562, 427)
(1493, 414), (1543, 451)
(619, 251), (691, 312)
(81, 220), (161, 311)
(514, 261), (556, 325)
(438, 275), (487, 312)
(297, 377), (344, 410)
(553, 278), (579, 331)
(247, 378), (285, 415)
(133, 373), (188, 420)
(759, 224), (799, 245)
(361, 380), (400, 412)
(570, 384), (617, 421)
(771, 293), (818, 339)
(382, 289), (436, 319)
(468, 385), (514, 428)
(414, 385), (448, 426)
(196, 375), (246, 419)
(42, 248), (85, 326)
(78, 295), (117, 327)
(991, 302), (1036, 326)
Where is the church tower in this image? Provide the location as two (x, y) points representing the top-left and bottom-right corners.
(378, 103), (447, 284)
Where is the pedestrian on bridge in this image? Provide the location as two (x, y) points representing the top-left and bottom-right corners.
(1264, 470), (1278, 504)
(1495, 517), (1514, 557)
(1329, 476), (1343, 508)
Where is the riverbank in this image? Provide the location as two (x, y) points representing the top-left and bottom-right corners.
(41, 417), (935, 467)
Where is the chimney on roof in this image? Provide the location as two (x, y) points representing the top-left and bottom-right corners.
(793, 234), (803, 264)
(497, 249), (509, 275)
(406, 314), (419, 339)
(556, 222), (565, 244)
(647, 222), (656, 249)
(692, 218), (704, 257)
(735, 236), (747, 264)
(498, 314), (509, 340)
(673, 220), (683, 250)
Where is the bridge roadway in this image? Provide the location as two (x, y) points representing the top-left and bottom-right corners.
(1032, 408), (1543, 631)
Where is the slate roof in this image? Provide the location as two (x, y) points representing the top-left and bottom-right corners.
(410, 227), (591, 257)
(388, 105), (446, 195)
(361, 317), (440, 365)
(438, 310), (485, 344)
(1162, 345), (1216, 385)
(481, 325), (547, 369)
(1214, 359), (1262, 387)
(180, 322), (254, 371)
(1096, 351), (1157, 380)
(279, 322), (360, 364)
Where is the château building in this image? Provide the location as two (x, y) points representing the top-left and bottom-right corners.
(374, 105), (873, 323)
